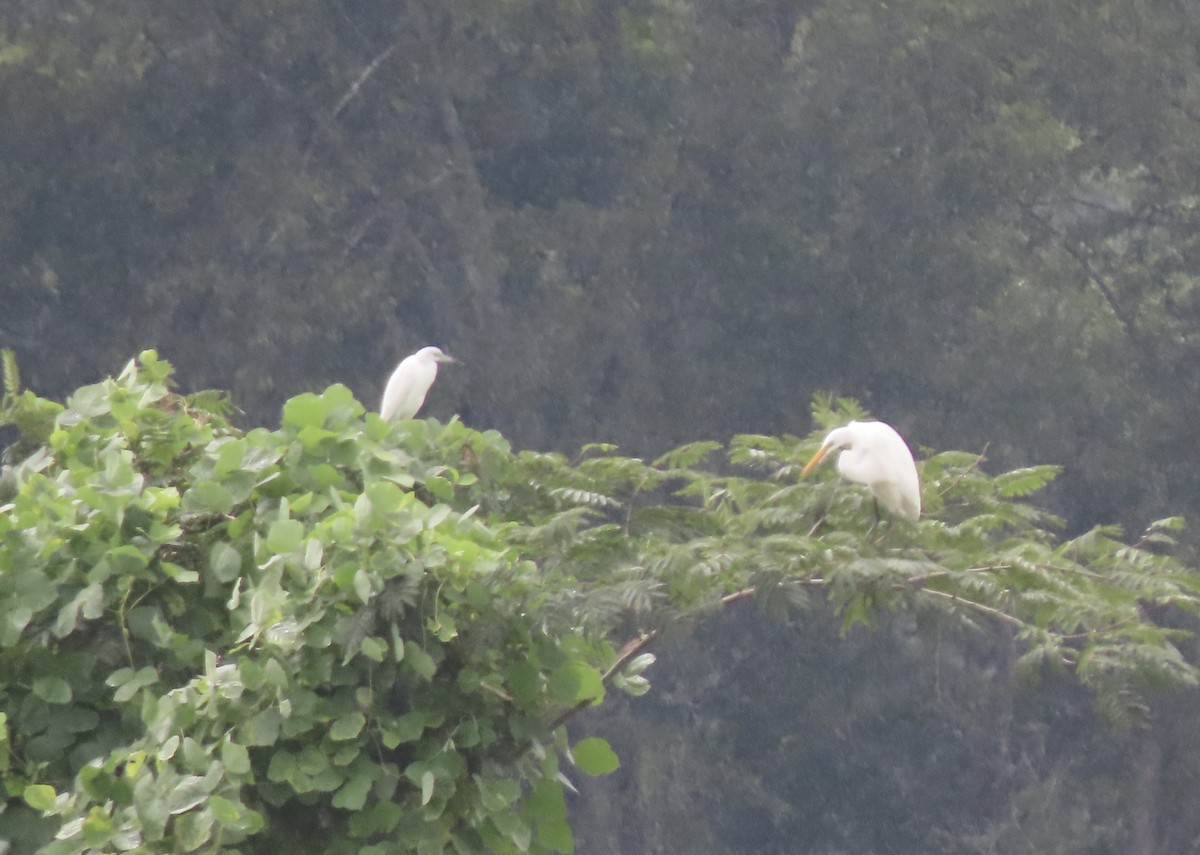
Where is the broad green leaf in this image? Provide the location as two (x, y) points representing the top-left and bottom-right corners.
(175, 807), (215, 850)
(82, 807), (116, 846)
(266, 518), (305, 553)
(526, 778), (566, 823)
(538, 816), (575, 853)
(477, 775), (521, 812)
(548, 662), (604, 705)
(360, 636), (388, 661)
(209, 542), (242, 583)
(184, 480), (235, 514)
(166, 776), (211, 815)
(282, 393), (332, 429)
(405, 642), (438, 680)
(382, 712), (427, 748)
(506, 660), (541, 707)
(106, 545), (150, 575)
(209, 795), (242, 827)
(332, 773), (373, 810)
(24, 784), (58, 812)
(222, 739), (252, 775)
(572, 737), (620, 776)
(330, 712), (366, 741)
(32, 676), (72, 705)
(240, 708), (282, 747)
(493, 810), (532, 852)
(158, 735), (180, 761)
(420, 770), (435, 806)
(267, 752), (296, 783)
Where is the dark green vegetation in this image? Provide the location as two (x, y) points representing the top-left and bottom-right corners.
(1, 355), (1197, 854)
(5, 0), (1200, 852)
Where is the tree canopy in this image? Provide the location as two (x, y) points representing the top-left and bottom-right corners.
(1, 353), (1197, 853)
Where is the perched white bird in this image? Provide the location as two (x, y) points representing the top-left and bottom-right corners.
(802, 420), (921, 521)
(379, 346), (459, 421)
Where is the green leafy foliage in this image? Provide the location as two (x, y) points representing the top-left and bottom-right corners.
(1, 354), (1199, 853)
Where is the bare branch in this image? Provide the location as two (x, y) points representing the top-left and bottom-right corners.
(1020, 203), (1141, 341)
(921, 587), (1028, 630)
(479, 681), (514, 704)
(334, 42), (399, 117)
(719, 587), (758, 606)
(906, 565), (1008, 583)
(547, 587), (760, 731)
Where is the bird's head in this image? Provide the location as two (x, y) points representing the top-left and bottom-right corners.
(416, 346), (461, 365)
(801, 423), (859, 476)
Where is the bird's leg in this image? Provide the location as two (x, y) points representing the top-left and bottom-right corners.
(864, 497), (882, 539)
(869, 498), (901, 547)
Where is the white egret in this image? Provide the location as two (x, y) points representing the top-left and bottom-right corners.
(802, 420), (921, 521)
(379, 346), (459, 421)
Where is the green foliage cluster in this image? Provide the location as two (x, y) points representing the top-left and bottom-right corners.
(2, 355), (1199, 853)
(1, 354), (605, 854)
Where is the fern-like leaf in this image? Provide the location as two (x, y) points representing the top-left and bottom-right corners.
(1, 349), (18, 399)
(653, 440), (722, 471)
(993, 465), (1062, 498)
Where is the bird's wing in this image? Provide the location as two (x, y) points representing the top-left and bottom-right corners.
(382, 358), (439, 420)
(877, 430), (921, 520)
(381, 361), (419, 420)
(852, 423), (919, 520)
(870, 480), (920, 522)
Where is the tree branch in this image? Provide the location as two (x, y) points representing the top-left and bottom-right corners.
(545, 630), (659, 732)
(546, 587), (760, 731)
(906, 565), (1008, 583)
(333, 42), (399, 117)
(920, 587), (1028, 630)
(1020, 203), (1141, 342)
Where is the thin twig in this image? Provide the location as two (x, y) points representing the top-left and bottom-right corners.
(1059, 620), (1136, 642)
(1021, 203), (1141, 342)
(479, 681), (514, 703)
(921, 588), (1027, 630)
(719, 587), (757, 606)
(119, 578), (136, 668)
(936, 443), (989, 498)
(333, 42), (399, 117)
(545, 587), (765, 731)
(906, 565), (1009, 583)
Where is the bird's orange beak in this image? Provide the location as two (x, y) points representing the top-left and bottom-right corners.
(801, 443), (830, 477)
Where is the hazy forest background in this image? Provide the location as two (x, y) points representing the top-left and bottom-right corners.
(5, 0), (1200, 852)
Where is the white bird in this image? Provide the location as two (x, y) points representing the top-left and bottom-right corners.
(379, 346), (459, 421)
(802, 420), (921, 521)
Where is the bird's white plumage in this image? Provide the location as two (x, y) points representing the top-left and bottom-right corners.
(803, 420), (920, 521)
(380, 346), (458, 421)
